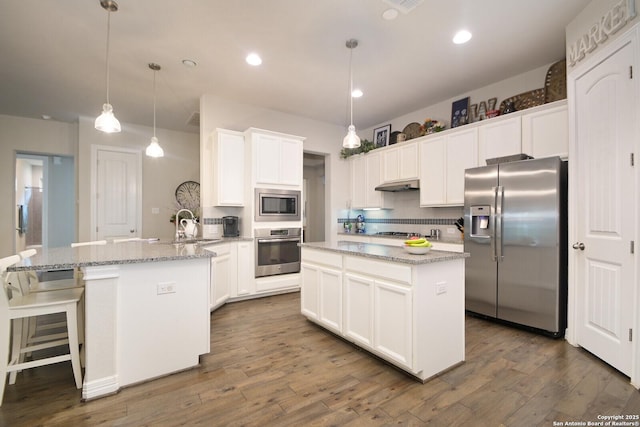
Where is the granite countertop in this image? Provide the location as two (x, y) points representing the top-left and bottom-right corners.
(8, 240), (215, 272)
(337, 231), (463, 245)
(301, 241), (468, 265)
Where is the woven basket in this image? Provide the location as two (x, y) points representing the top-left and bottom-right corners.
(544, 59), (567, 102)
(499, 88), (545, 114)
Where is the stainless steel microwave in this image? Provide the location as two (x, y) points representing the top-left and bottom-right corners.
(254, 188), (301, 222)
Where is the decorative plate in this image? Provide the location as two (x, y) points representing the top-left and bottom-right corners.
(402, 122), (422, 140)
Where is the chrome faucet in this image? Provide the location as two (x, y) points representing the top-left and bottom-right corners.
(175, 208), (194, 241)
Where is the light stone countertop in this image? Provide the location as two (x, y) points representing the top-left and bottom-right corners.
(301, 241), (468, 265)
(8, 240), (216, 272)
(337, 231), (464, 245)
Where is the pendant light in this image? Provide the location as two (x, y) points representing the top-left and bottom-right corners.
(343, 39), (361, 149)
(145, 63), (164, 158)
(95, 0), (121, 133)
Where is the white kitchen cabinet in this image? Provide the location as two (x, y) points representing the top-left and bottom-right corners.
(300, 248), (343, 334)
(374, 279), (413, 369)
(521, 101), (568, 159)
(478, 115), (522, 165)
(381, 141), (419, 183)
(210, 243), (234, 310)
(210, 129), (245, 206)
(420, 128), (478, 206)
(235, 240), (255, 297)
(344, 273), (374, 347)
(247, 128), (304, 188)
(349, 152), (392, 209)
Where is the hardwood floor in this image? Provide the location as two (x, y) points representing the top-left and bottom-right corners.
(1, 292), (638, 426)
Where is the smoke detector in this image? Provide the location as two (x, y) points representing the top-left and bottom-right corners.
(382, 0), (425, 14)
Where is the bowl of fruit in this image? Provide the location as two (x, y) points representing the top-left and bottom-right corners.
(403, 237), (432, 254)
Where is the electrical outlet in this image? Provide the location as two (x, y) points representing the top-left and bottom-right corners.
(151, 207), (160, 214)
(157, 282), (176, 295)
(436, 282), (447, 295)
(447, 228), (455, 234)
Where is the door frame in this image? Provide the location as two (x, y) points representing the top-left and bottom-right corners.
(567, 24), (640, 388)
(90, 145), (142, 241)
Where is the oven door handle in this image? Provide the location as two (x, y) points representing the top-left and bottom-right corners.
(257, 238), (301, 243)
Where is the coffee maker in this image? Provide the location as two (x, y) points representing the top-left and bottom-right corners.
(222, 216), (239, 237)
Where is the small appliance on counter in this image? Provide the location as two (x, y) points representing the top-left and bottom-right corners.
(222, 216), (239, 237)
(355, 214), (366, 233)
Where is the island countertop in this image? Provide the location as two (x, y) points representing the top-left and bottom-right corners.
(8, 240), (215, 271)
(300, 241), (469, 265)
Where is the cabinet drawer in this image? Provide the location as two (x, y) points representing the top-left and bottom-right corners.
(344, 256), (412, 284)
(302, 248), (343, 269)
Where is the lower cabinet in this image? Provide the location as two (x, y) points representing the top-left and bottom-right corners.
(301, 248), (343, 334)
(209, 243), (236, 310)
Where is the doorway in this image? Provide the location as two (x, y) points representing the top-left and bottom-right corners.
(303, 153), (326, 242)
(15, 153), (75, 252)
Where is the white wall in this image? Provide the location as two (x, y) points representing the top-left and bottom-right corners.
(0, 115), (77, 257)
(77, 117), (200, 241)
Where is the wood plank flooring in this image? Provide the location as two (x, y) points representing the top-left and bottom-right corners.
(0, 291), (638, 426)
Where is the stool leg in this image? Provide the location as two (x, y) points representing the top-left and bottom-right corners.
(8, 319), (23, 385)
(0, 316), (10, 406)
(65, 304), (82, 389)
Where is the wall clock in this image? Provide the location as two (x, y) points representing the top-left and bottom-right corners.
(175, 180), (200, 211)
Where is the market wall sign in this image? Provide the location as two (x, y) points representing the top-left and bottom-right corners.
(568, 0), (637, 67)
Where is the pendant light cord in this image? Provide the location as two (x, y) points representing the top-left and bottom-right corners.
(348, 46), (354, 127)
(104, 10), (111, 105)
(152, 69), (157, 138)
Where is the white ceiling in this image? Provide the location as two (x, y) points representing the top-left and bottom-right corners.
(0, 0), (590, 134)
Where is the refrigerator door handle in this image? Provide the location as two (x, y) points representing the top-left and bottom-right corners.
(495, 185), (504, 262)
(491, 186), (497, 261)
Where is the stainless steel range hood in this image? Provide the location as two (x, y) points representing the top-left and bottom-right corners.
(375, 179), (420, 192)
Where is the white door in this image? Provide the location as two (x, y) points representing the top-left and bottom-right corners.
(573, 38), (636, 376)
(95, 148), (140, 240)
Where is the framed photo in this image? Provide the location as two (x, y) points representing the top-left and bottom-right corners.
(451, 97), (470, 128)
(374, 124), (391, 148)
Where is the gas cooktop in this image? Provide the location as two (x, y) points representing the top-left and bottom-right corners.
(375, 231), (422, 238)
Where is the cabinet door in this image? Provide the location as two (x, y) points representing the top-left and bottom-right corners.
(364, 151), (383, 208)
(419, 137), (446, 206)
(279, 137), (303, 186)
(349, 155), (366, 209)
(318, 267), (343, 333)
(446, 128), (478, 205)
(399, 142), (419, 180)
(478, 116), (522, 164)
(215, 131), (245, 206)
(521, 103), (568, 159)
(211, 253), (231, 310)
(301, 263), (320, 320)
(382, 147), (400, 182)
(374, 279), (413, 369)
(254, 134), (281, 185)
(344, 273), (374, 348)
(236, 241), (255, 297)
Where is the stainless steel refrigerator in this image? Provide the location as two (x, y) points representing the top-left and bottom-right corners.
(464, 156), (567, 336)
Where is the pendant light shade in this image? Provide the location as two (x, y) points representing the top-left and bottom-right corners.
(95, 0), (121, 133)
(145, 63), (164, 158)
(343, 39), (360, 149)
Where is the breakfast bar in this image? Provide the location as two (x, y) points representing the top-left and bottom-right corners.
(300, 241), (469, 382)
(9, 241), (214, 400)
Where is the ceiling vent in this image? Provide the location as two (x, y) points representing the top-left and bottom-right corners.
(382, 0), (424, 14)
(186, 111), (200, 127)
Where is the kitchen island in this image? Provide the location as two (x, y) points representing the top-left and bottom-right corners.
(300, 241), (469, 382)
(9, 240), (214, 400)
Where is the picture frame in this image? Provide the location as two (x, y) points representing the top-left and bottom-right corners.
(373, 124), (391, 148)
(451, 97), (470, 128)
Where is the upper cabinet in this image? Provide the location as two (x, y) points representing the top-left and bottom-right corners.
(350, 151), (392, 209)
(247, 128), (304, 188)
(381, 142), (419, 183)
(201, 128), (245, 207)
(477, 115), (522, 164)
(521, 102), (568, 159)
(420, 127), (478, 207)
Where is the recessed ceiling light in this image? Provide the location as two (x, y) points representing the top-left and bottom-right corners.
(453, 30), (472, 44)
(246, 53), (262, 66)
(41, 115), (51, 120)
(382, 8), (399, 20)
(182, 59), (197, 68)
(351, 89), (363, 98)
